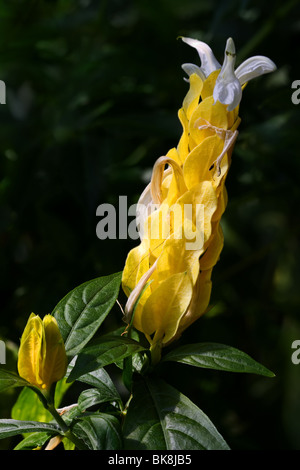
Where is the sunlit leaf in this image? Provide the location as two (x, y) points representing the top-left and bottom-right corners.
(52, 272), (122, 357)
(0, 420), (60, 439)
(67, 335), (146, 382)
(0, 368), (28, 394)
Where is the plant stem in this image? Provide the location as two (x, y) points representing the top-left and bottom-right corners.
(30, 385), (87, 450)
(150, 340), (162, 366)
(47, 405), (69, 433)
(47, 404), (87, 450)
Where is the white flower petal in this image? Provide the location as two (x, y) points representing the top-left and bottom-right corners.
(181, 63), (206, 81)
(213, 37), (242, 111)
(235, 55), (277, 86)
(213, 76), (242, 111)
(181, 37), (221, 77)
(225, 37), (236, 56)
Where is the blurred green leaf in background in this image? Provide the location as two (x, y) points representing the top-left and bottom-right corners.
(0, 0), (300, 450)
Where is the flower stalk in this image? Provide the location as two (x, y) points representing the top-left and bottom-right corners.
(46, 403), (87, 450)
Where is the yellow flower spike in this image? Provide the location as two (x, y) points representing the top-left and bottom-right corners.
(175, 180), (218, 247)
(150, 156), (187, 206)
(123, 259), (157, 330)
(177, 107), (190, 162)
(200, 221), (224, 271)
(141, 271), (193, 346)
(192, 93), (230, 132)
(173, 268), (213, 342)
(165, 146), (182, 166)
(144, 202), (171, 258)
(177, 74), (204, 163)
(183, 134), (225, 189)
(122, 238), (151, 297)
(155, 223), (202, 284)
(182, 73), (204, 121)
(121, 36), (276, 352)
(18, 313), (67, 392)
(200, 70), (220, 100)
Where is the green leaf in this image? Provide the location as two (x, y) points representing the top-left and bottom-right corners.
(52, 272), (122, 357)
(77, 365), (119, 389)
(67, 335), (146, 382)
(162, 342), (275, 377)
(62, 437), (76, 450)
(123, 377), (230, 450)
(14, 432), (52, 450)
(0, 368), (29, 393)
(78, 383), (122, 412)
(54, 377), (73, 408)
(11, 387), (52, 423)
(72, 413), (122, 450)
(77, 368), (122, 411)
(122, 356), (133, 392)
(78, 388), (114, 411)
(0, 420), (60, 439)
(11, 378), (72, 424)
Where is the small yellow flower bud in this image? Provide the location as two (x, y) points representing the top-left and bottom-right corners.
(17, 313), (67, 391)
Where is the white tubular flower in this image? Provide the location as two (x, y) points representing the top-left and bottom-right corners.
(181, 37), (221, 78)
(213, 38), (242, 112)
(235, 55), (278, 86)
(182, 36), (277, 111)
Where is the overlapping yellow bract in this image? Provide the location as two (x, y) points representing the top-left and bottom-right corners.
(18, 313), (67, 391)
(122, 70), (241, 349)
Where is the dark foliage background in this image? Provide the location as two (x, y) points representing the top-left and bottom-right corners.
(1, 0), (300, 450)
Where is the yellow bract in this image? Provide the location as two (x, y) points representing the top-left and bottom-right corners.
(18, 313), (67, 391)
(122, 70), (241, 350)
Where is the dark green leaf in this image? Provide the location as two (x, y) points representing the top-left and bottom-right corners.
(162, 342), (275, 377)
(77, 368), (122, 411)
(14, 432), (52, 450)
(76, 367), (123, 410)
(0, 420), (60, 439)
(52, 272), (122, 357)
(123, 377), (230, 450)
(0, 368), (29, 394)
(77, 366), (119, 389)
(78, 386), (122, 411)
(72, 413), (122, 450)
(67, 335), (146, 382)
(122, 356), (133, 392)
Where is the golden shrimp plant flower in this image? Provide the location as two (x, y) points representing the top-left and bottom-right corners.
(18, 313), (67, 391)
(121, 37), (276, 358)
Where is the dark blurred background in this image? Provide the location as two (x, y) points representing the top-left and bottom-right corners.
(0, 0), (300, 450)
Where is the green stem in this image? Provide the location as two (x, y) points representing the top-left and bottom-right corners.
(150, 339), (162, 366)
(47, 404), (87, 450)
(47, 405), (69, 433)
(29, 385), (87, 450)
